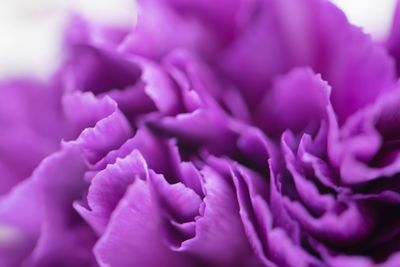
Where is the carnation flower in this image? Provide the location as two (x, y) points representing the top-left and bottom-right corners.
(1, 0), (400, 266)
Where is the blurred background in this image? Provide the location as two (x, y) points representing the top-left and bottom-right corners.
(0, 0), (397, 79)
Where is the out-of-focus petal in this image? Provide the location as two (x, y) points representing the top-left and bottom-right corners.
(65, 14), (132, 51)
(0, 80), (65, 195)
(119, 1), (219, 60)
(156, 0), (247, 42)
(63, 45), (141, 95)
(221, 0), (396, 122)
(24, 144), (96, 267)
(387, 0), (400, 74)
(0, 180), (41, 267)
(331, 87), (400, 186)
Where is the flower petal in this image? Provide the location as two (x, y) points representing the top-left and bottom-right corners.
(94, 178), (190, 267)
(75, 150), (148, 234)
(221, 0), (395, 122)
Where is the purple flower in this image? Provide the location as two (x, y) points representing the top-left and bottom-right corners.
(1, 0), (400, 266)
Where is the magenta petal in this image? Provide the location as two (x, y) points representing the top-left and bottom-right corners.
(0, 80), (64, 195)
(137, 56), (180, 113)
(256, 68), (331, 137)
(0, 180), (41, 267)
(284, 199), (375, 245)
(158, 0), (245, 42)
(119, 1), (218, 60)
(387, 0), (400, 74)
(150, 109), (243, 156)
(150, 171), (201, 223)
(2, 0), (400, 265)
(65, 14), (131, 51)
(237, 127), (272, 172)
(233, 163), (321, 267)
(94, 178), (190, 267)
(70, 95), (133, 165)
(231, 165), (274, 266)
(332, 88), (400, 185)
(221, 0), (395, 122)
(23, 144), (96, 267)
(176, 163), (256, 266)
(64, 45), (142, 95)
(92, 128), (180, 181)
(75, 150), (148, 234)
(281, 132), (336, 215)
(62, 91), (116, 135)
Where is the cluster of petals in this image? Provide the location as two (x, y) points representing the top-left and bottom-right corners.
(1, 0), (400, 266)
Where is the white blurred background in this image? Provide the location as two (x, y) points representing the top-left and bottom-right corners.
(0, 0), (397, 79)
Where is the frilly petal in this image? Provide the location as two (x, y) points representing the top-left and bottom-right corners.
(175, 160), (257, 266)
(150, 171), (201, 223)
(66, 92), (133, 165)
(75, 150), (148, 234)
(94, 178), (190, 267)
(90, 128), (181, 182)
(221, 0), (395, 122)
(233, 160), (322, 267)
(256, 67), (331, 137)
(237, 127), (271, 172)
(332, 87), (400, 185)
(281, 131), (336, 215)
(149, 109), (244, 157)
(284, 198), (375, 245)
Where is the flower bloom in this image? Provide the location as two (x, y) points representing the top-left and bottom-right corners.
(1, 0), (400, 266)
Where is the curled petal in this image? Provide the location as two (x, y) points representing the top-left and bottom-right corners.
(175, 164), (257, 266)
(94, 179), (190, 267)
(284, 199), (375, 245)
(332, 88), (400, 185)
(256, 67), (331, 137)
(233, 162), (321, 267)
(63, 45), (142, 95)
(75, 150), (148, 234)
(67, 93), (133, 164)
(282, 131), (336, 215)
(149, 109), (243, 156)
